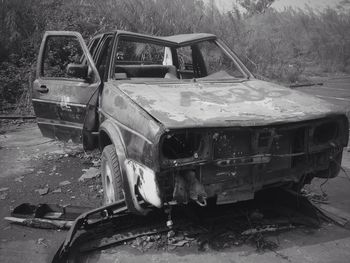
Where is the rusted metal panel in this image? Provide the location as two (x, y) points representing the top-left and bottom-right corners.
(32, 31), (101, 143)
(119, 80), (343, 129)
(101, 82), (163, 141)
(100, 82), (164, 170)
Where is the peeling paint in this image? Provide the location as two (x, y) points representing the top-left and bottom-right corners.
(119, 80), (341, 128)
(124, 159), (162, 208)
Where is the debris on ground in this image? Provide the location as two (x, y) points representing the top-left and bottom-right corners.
(79, 167), (100, 182)
(59, 180), (71, 187)
(51, 189), (330, 262)
(241, 224), (295, 235)
(249, 209), (264, 220)
(14, 176), (24, 183)
(79, 149), (101, 165)
(312, 203), (350, 226)
(0, 192), (8, 200)
(35, 187), (49, 196)
(0, 187), (9, 192)
(91, 159), (101, 167)
(41, 144), (84, 161)
(247, 233), (279, 252)
(301, 188), (329, 204)
(4, 216), (73, 229)
(168, 233), (191, 247)
(11, 188), (350, 262)
(52, 188), (62, 194)
(4, 203), (93, 230)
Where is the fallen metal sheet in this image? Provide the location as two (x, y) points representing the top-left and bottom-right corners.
(52, 200), (129, 263)
(4, 203), (94, 229)
(0, 115), (36, 119)
(311, 202), (350, 227)
(51, 188), (330, 263)
(4, 216), (73, 229)
(241, 225), (295, 235)
(289, 82), (323, 88)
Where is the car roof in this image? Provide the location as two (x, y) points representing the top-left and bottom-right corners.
(159, 33), (217, 45)
(96, 30), (217, 46)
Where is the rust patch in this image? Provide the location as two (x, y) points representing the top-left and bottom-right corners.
(118, 80), (341, 128)
(114, 95), (127, 110)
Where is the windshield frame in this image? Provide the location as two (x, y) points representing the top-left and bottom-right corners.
(109, 32), (254, 82)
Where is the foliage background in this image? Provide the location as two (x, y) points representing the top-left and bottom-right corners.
(0, 0), (350, 114)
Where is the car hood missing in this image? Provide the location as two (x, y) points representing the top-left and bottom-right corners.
(118, 80), (342, 128)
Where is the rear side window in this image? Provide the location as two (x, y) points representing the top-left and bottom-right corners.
(42, 36), (84, 78)
(115, 38), (165, 65)
(176, 46), (195, 79)
(197, 41), (245, 78)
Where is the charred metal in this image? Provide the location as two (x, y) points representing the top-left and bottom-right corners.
(156, 116), (348, 206)
(32, 30), (349, 215)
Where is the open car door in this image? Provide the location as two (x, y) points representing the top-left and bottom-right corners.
(32, 31), (101, 146)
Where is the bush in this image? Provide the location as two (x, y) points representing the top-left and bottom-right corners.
(1, 0), (350, 113)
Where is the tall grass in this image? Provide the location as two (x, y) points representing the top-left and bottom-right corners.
(0, 0), (350, 113)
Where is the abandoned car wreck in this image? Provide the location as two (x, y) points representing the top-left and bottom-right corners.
(32, 30), (349, 215)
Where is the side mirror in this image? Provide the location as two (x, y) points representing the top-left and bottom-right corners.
(66, 64), (88, 79)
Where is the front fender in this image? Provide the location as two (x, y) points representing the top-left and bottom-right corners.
(99, 119), (150, 215)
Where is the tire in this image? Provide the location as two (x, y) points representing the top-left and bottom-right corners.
(101, 144), (124, 204)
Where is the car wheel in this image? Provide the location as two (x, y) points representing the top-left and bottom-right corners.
(101, 144), (124, 204)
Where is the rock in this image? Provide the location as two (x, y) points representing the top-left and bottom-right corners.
(14, 176), (24, 183)
(167, 230), (175, 238)
(143, 241), (154, 251)
(0, 192), (8, 200)
(52, 188), (62, 193)
(169, 239), (189, 247)
(79, 167), (100, 182)
(59, 180), (71, 186)
(167, 244), (177, 251)
(92, 159), (101, 167)
(35, 187), (49, 196)
(0, 187), (9, 192)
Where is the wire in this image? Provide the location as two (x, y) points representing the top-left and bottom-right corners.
(330, 158), (350, 182)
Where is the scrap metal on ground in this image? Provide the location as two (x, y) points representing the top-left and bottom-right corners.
(43, 188), (345, 262)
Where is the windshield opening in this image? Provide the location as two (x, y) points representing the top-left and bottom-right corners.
(113, 37), (248, 81)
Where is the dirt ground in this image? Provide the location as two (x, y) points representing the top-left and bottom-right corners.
(0, 121), (103, 262)
(0, 76), (350, 263)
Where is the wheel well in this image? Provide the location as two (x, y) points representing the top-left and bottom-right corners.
(99, 130), (112, 150)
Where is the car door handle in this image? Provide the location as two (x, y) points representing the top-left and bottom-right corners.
(37, 85), (49, 93)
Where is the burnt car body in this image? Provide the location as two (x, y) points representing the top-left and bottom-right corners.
(32, 30), (349, 215)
